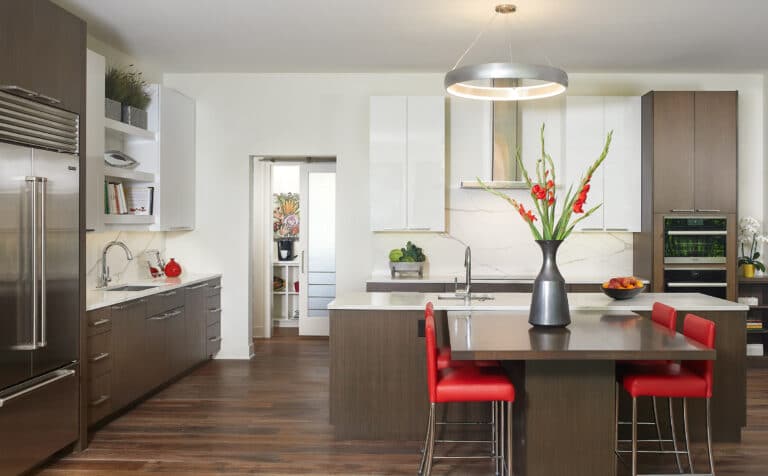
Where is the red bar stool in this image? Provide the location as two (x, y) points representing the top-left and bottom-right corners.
(616, 302), (681, 470)
(618, 313), (716, 476)
(419, 303), (515, 476)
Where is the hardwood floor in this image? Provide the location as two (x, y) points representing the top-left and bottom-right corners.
(40, 336), (768, 475)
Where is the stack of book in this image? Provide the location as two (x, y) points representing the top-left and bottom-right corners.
(105, 181), (154, 216)
(747, 320), (764, 331)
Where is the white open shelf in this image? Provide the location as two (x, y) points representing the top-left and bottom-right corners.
(103, 214), (155, 225)
(273, 260), (299, 267)
(105, 117), (156, 140)
(104, 165), (156, 182)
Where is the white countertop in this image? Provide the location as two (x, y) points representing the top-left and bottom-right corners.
(86, 273), (222, 311)
(328, 292), (748, 312)
(367, 275), (649, 285)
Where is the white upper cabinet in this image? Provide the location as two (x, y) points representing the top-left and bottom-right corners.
(370, 96), (445, 232)
(565, 96), (640, 232)
(152, 86), (196, 231)
(519, 95), (565, 179)
(85, 50), (105, 232)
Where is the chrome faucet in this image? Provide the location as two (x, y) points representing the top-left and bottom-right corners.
(455, 246), (472, 296)
(98, 241), (134, 288)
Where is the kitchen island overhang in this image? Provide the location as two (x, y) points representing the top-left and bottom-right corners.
(328, 292), (747, 451)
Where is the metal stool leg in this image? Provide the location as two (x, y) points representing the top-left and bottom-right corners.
(423, 403), (436, 476)
(651, 397), (664, 451)
(506, 401), (513, 476)
(632, 396), (638, 476)
(418, 404), (432, 475)
(494, 401), (500, 476)
(500, 399), (506, 476)
(706, 398), (716, 476)
(683, 398), (694, 473)
(669, 397), (683, 473)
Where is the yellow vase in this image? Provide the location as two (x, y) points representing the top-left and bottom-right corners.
(743, 264), (755, 278)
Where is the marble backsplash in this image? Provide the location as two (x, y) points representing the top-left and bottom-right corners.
(85, 231), (167, 288)
(371, 186), (635, 281)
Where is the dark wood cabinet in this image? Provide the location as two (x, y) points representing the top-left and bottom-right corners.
(185, 283), (209, 366)
(694, 91), (738, 213)
(645, 91), (737, 214)
(0, 0), (85, 114)
(110, 298), (147, 410)
(649, 92), (696, 213)
(85, 279), (221, 427)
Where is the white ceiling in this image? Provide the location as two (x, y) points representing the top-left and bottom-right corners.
(55, 0), (768, 73)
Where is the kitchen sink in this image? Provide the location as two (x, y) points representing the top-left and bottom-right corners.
(436, 293), (495, 301)
(104, 284), (161, 292)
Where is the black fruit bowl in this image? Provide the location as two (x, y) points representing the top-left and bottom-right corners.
(601, 285), (644, 300)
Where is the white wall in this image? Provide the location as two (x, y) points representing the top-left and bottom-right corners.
(164, 72), (764, 359)
(85, 231), (166, 288)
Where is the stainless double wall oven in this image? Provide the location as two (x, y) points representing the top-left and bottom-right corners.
(663, 216), (728, 299)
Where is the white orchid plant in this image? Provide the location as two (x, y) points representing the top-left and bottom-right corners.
(738, 217), (768, 272)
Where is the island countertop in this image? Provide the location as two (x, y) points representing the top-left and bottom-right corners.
(328, 291), (749, 312)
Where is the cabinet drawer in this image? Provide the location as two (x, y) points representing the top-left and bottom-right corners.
(87, 307), (112, 336)
(88, 372), (112, 425)
(87, 331), (112, 378)
(207, 293), (221, 326)
(147, 288), (185, 316)
(206, 322), (222, 357)
(206, 278), (222, 297)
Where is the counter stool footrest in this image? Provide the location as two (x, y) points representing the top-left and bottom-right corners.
(436, 439), (492, 444)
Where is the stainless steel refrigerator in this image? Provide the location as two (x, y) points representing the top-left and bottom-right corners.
(0, 90), (80, 475)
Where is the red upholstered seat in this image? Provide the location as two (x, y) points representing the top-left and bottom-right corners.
(622, 314), (715, 399)
(436, 347), (499, 370)
(623, 363), (707, 398)
(425, 303), (514, 405)
(435, 366), (515, 403)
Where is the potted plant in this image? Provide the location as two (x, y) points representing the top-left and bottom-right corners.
(273, 193), (300, 261)
(480, 124), (612, 327)
(388, 241), (426, 278)
(738, 217), (767, 278)
(105, 66), (151, 129)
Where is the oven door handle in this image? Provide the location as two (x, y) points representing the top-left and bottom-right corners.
(666, 282), (728, 288)
(666, 230), (727, 236)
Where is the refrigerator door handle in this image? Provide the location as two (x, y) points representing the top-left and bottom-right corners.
(0, 369), (75, 408)
(23, 177), (39, 351)
(38, 177), (47, 347)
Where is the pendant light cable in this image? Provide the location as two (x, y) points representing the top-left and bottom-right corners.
(451, 12), (500, 71)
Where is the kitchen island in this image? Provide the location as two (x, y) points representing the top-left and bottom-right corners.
(328, 292), (747, 450)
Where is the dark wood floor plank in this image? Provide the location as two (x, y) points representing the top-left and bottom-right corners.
(39, 337), (768, 475)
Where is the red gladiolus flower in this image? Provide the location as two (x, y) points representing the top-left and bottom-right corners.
(582, 183), (590, 192)
(531, 184), (547, 200)
(573, 201), (584, 214)
(518, 204), (537, 222)
(578, 190), (588, 202)
(546, 179), (554, 190)
(547, 191), (555, 206)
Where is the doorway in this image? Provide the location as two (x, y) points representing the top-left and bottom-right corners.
(250, 157), (336, 340)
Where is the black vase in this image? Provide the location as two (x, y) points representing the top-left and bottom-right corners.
(529, 240), (571, 327)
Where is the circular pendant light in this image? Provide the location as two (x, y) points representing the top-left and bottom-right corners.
(445, 5), (568, 101)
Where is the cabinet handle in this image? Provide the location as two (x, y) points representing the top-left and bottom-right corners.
(212, 285), (222, 290)
(89, 352), (110, 362)
(209, 307), (222, 313)
(89, 318), (111, 328)
(406, 227), (431, 231)
(670, 209), (695, 213)
(159, 290), (177, 297)
(112, 298), (146, 310)
(696, 209), (721, 213)
(89, 395), (110, 407)
(605, 228), (629, 231)
(165, 309), (182, 318)
(580, 227), (604, 231)
(208, 336), (222, 343)
(188, 283), (209, 290)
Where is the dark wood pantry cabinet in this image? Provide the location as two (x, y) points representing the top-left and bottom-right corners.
(0, 0), (85, 114)
(85, 279), (222, 427)
(644, 91), (737, 214)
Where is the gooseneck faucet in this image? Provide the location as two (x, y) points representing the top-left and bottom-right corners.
(98, 241), (134, 288)
(464, 246), (472, 296)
